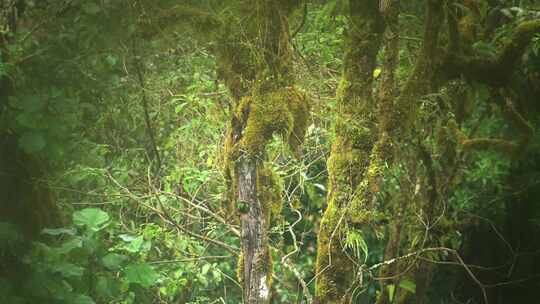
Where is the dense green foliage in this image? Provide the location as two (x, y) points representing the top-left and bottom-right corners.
(1, 1), (540, 303)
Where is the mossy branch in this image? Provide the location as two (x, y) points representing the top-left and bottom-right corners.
(449, 91), (533, 155)
(443, 20), (540, 86)
(139, 4), (222, 41)
(461, 138), (518, 153)
(502, 95), (534, 143)
(369, 0), (400, 200)
(450, 119), (522, 154)
(394, 0), (444, 131)
(446, 0), (461, 54)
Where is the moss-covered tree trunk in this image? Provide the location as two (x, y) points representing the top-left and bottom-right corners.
(315, 1), (449, 302)
(376, 2), (445, 303)
(236, 156), (270, 302)
(218, 1), (307, 303)
(314, 1), (383, 302)
(373, 2), (401, 303)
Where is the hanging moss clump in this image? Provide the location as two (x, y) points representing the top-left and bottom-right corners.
(236, 86), (309, 157)
(220, 86), (309, 216)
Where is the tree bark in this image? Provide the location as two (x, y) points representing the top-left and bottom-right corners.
(237, 156), (271, 303)
(315, 1), (383, 302)
(217, 2), (304, 303)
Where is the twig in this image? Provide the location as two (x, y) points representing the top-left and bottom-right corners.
(132, 36), (162, 174)
(367, 247), (489, 304)
(149, 255), (232, 265)
(290, 1), (308, 39)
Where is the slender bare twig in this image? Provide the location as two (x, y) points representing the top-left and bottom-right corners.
(105, 170), (239, 255)
(132, 37), (162, 174)
(366, 247), (488, 304)
(149, 255), (232, 265)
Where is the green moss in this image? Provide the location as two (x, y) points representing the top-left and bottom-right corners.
(345, 132), (393, 226)
(315, 198), (352, 303)
(236, 87), (309, 156)
(315, 72), (378, 301)
(237, 252), (244, 283)
(315, 136), (373, 302)
(215, 39), (256, 101)
(462, 138), (518, 153)
(316, 118), (374, 298)
(325, 137), (372, 201)
(334, 78), (376, 151)
(256, 246), (274, 289)
(458, 15), (478, 45)
(500, 20), (540, 67)
(447, 119), (467, 144)
(221, 127), (238, 216)
(214, 3), (306, 299)
(315, 2), (383, 299)
(235, 246), (274, 294)
(257, 165), (283, 225)
(222, 87), (308, 218)
(287, 90), (310, 157)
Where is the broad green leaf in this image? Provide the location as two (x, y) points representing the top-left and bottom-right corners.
(19, 132), (46, 154)
(96, 275), (120, 299)
(83, 3), (101, 15)
(11, 95), (45, 112)
(201, 263), (211, 275)
(387, 284), (396, 302)
(0, 221), (21, 242)
(313, 183), (326, 192)
(124, 264), (160, 288)
(119, 234), (137, 242)
(101, 253), (127, 270)
(27, 272), (73, 300)
(105, 55), (118, 66)
(73, 208), (110, 232)
(57, 238), (83, 254)
(54, 262), (85, 278)
(69, 294), (96, 304)
(42, 227), (76, 236)
(174, 102), (187, 114)
(123, 236), (144, 253)
(399, 279), (416, 293)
